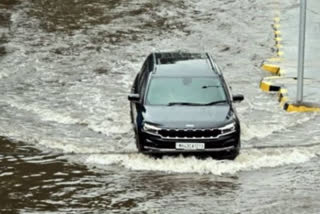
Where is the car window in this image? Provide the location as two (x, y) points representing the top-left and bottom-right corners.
(146, 76), (227, 105)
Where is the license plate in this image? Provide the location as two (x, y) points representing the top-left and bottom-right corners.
(175, 143), (205, 150)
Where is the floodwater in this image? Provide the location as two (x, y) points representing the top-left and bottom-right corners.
(0, 0), (320, 213)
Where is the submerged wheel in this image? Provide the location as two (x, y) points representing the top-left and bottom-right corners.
(135, 133), (145, 153)
(225, 150), (239, 160)
(225, 140), (241, 160)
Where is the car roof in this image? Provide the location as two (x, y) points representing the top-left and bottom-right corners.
(152, 52), (219, 77)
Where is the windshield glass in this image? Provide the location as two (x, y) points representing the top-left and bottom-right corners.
(146, 76), (227, 105)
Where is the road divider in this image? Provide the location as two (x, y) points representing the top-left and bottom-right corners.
(259, 9), (320, 113)
(261, 63), (280, 75)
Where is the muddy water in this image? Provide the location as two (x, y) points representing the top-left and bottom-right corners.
(1, 0), (320, 213)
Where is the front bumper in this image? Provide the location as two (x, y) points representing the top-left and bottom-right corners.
(139, 131), (240, 154)
(143, 145), (236, 153)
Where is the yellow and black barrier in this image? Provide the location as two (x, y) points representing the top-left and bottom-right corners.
(261, 63), (280, 75)
(259, 79), (281, 92)
(284, 103), (320, 112)
(259, 7), (320, 112)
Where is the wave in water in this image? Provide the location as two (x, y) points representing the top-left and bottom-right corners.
(85, 145), (320, 175)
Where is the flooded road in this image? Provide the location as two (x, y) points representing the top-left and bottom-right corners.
(1, 0), (320, 213)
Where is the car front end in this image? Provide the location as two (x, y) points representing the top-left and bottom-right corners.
(138, 120), (240, 157)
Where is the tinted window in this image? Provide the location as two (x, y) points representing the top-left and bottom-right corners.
(146, 76), (226, 105)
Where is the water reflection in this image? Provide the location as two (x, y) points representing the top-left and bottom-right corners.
(0, 137), (101, 212)
(0, 137), (240, 213)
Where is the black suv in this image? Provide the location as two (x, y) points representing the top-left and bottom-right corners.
(128, 52), (244, 159)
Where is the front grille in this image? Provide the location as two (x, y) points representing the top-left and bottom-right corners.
(158, 129), (222, 139)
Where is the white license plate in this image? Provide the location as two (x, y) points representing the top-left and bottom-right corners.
(175, 143), (205, 150)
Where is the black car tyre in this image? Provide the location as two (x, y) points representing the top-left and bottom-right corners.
(225, 140), (241, 160)
(225, 150), (239, 160)
(135, 133), (145, 153)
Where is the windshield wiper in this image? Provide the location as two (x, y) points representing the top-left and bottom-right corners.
(202, 85), (221, 89)
(167, 102), (203, 106)
(168, 100), (227, 106)
(203, 100), (228, 105)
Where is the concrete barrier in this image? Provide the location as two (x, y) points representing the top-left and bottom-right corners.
(260, 0), (320, 112)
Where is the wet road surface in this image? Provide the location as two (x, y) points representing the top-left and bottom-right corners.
(1, 0), (320, 213)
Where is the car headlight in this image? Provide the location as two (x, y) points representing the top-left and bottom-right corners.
(143, 123), (161, 134)
(219, 122), (236, 134)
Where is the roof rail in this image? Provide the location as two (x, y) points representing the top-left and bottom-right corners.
(155, 52), (206, 65)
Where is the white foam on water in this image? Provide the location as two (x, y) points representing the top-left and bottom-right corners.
(241, 123), (281, 141)
(36, 139), (116, 154)
(5, 100), (81, 125)
(240, 111), (318, 142)
(2, 91), (132, 138)
(0, 70), (9, 80)
(85, 146), (320, 175)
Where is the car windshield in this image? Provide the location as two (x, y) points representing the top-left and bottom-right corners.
(146, 76), (227, 105)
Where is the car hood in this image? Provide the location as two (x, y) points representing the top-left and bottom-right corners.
(143, 105), (233, 129)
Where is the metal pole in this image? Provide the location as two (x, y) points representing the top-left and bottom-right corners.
(297, 0), (307, 104)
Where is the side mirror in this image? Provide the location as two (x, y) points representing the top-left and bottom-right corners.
(232, 94), (244, 103)
(128, 94), (140, 103)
